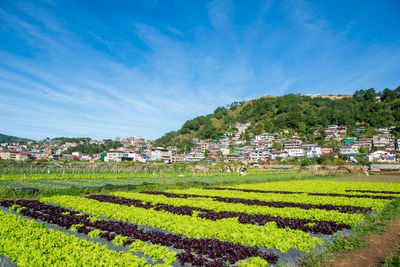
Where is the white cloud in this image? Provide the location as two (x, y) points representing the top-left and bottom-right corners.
(1, 0), (399, 140)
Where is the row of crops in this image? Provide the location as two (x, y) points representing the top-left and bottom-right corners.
(0, 173), (323, 192)
(1, 180), (399, 266)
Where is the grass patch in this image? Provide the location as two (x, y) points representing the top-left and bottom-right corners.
(383, 247), (400, 267)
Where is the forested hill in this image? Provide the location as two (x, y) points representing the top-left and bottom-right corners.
(154, 87), (400, 149)
(0, 134), (33, 144)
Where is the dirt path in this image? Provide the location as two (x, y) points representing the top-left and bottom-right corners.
(329, 175), (400, 183)
(329, 218), (400, 267)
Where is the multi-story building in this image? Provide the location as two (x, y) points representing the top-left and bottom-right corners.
(283, 139), (302, 150)
(218, 137), (230, 149)
(353, 136), (373, 151)
(196, 141), (209, 153)
(149, 147), (172, 162)
(286, 148), (305, 158)
(249, 149), (270, 162)
(373, 134), (396, 150)
(235, 122), (251, 134)
(302, 143), (321, 158)
(256, 133), (276, 143)
(0, 149), (18, 160)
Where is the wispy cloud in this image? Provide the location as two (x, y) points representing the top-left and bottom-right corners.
(208, 0), (234, 31)
(0, 0), (399, 140)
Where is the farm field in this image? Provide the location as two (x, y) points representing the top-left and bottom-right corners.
(0, 171), (340, 197)
(1, 178), (400, 266)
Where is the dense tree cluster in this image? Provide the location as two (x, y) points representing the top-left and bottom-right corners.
(0, 134), (33, 144)
(154, 86), (400, 148)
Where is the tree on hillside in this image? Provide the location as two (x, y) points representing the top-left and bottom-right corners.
(154, 86), (400, 148)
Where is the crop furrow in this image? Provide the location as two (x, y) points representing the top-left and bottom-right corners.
(307, 193), (395, 200)
(205, 187), (396, 200)
(140, 191), (372, 213)
(206, 187), (302, 194)
(345, 189), (400, 195)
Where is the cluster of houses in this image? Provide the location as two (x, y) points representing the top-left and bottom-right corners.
(1, 124), (399, 164)
(178, 124), (399, 164)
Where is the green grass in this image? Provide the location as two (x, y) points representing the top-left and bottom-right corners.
(383, 247), (400, 267)
(298, 197), (400, 267)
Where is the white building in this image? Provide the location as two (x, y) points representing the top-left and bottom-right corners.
(249, 150), (270, 162)
(302, 144), (321, 158)
(270, 150), (288, 161)
(150, 148), (172, 162)
(373, 134), (396, 150)
(369, 150), (396, 163)
(123, 152), (145, 162)
(172, 154), (184, 162)
(235, 122), (251, 134)
(104, 150), (125, 162)
(286, 148), (305, 158)
(283, 139), (302, 149)
(339, 146), (358, 155)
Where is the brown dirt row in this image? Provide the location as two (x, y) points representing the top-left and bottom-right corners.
(329, 175), (400, 183)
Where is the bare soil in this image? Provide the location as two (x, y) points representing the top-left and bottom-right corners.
(328, 175), (400, 183)
(328, 219), (400, 267)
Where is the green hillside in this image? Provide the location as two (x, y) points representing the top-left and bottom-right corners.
(0, 134), (33, 144)
(154, 86), (400, 150)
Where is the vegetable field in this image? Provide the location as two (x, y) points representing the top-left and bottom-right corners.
(0, 172), (332, 194)
(0, 163), (298, 181)
(1, 180), (400, 266)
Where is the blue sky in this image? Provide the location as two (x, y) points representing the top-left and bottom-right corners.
(1, 0), (399, 140)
